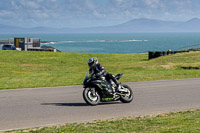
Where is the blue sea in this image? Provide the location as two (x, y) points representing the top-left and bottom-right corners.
(1, 33), (200, 54)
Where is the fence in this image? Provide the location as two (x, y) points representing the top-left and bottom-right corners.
(148, 51), (189, 60)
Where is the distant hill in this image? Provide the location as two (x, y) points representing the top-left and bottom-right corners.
(0, 24), (27, 33)
(1, 18), (200, 33)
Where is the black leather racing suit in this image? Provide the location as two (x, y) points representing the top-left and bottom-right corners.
(89, 63), (120, 89)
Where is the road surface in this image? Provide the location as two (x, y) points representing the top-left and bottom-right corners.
(0, 78), (200, 131)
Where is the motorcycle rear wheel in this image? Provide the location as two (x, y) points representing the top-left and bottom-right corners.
(119, 84), (133, 103)
(83, 88), (100, 106)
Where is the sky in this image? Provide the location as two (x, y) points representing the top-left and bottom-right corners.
(0, 0), (200, 28)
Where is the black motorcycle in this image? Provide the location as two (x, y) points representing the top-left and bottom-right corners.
(82, 72), (133, 106)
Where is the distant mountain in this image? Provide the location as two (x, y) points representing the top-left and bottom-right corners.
(178, 18), (200, 31)
(1, 18), (200, 33)
(0, 24), (27, 33)
(106, 18), (182, 32)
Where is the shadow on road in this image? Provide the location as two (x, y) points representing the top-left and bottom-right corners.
(41, 103), (88, 106)
(41, 102), (122, 107)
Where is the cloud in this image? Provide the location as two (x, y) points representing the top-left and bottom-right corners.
(21, 1), (40, 9)
(0, 10), (13, 17)
(32, 10), (49, 18)
(143, 0), (160, 8)
(93, 10), (106, 18)
(0, 0), (200, 28)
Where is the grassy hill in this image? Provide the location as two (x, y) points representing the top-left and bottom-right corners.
(0, 50), (200, 90)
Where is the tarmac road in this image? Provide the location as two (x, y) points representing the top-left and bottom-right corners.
(0, 78), (200, 131)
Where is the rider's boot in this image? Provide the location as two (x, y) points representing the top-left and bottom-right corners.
(110, 74), (123, 92)
(116, 83), (124, 92)
(112, 78), (123, 92)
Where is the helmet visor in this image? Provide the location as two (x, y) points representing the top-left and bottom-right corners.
(88, 62), (96, 68)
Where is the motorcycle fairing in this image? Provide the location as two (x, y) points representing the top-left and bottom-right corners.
(90, 80), (112, 91)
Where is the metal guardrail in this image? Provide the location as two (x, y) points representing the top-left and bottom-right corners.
(148, 44), (200, 59)
(148, 51), (189, 60)
(27, 48), (54, 52)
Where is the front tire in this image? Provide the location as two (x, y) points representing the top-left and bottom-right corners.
(119, 84), (133, 103)
(83, 88), (100, 106)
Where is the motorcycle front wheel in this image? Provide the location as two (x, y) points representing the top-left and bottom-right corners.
(119, 84), (133, 103)
(83, 88), (100, 106)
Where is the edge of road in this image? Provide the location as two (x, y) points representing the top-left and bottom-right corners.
(1, 78), (199, 92)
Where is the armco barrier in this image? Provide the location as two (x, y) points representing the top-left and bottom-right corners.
(148, 51), (189, 60)
(27, 48), (53, 52)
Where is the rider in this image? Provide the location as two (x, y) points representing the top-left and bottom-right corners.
(88, 57), (121, 94)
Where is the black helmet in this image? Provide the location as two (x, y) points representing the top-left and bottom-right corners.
(88, 57), (98, 68)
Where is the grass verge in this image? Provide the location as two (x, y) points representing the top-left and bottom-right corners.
(7, 109), (200, 133)
(0, 50), (200, 90)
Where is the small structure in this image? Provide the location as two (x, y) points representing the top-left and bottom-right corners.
(11, 37), (60, 52)
(14, 37), (40, 51)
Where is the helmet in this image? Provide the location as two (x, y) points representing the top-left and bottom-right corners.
(88, 57), (98, 68)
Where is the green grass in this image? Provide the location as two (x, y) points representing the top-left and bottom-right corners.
(8, 109), (200, 133)
(0, 50), (200, 90)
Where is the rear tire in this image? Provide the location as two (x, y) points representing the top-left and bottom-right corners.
(83, 88), (100, 106)
(119, 84), (133, 103)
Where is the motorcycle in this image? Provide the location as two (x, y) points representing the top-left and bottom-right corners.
(82, 72), (133, 106)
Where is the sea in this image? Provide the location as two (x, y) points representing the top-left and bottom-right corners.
(1, 33), (200, 54)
